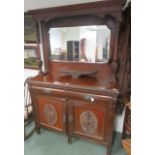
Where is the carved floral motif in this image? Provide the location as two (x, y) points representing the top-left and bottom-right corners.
(44, 104), (57, 126)
(80, 111), (98, 134)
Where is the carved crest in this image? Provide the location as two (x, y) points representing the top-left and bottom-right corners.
(44, 104), (57, 126)
(80, 111), (98, 134)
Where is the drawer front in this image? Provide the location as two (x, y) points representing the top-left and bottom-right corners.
(68, 91), (115, 106)
(37, 96), (66, 133)
(32, 86), (66, 98)
(68, 100), (116, 143)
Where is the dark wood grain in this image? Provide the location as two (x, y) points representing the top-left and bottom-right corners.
(26, 1), (127, 155)
(117, 4), (131, 112)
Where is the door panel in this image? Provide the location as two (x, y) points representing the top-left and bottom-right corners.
(37, 96), (66, 132)
(69, 100), (107, 142)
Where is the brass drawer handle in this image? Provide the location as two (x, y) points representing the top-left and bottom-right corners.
(83, 95), (95, 103)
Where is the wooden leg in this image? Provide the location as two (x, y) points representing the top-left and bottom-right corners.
(68, 135), (72, 144)
(106, 145), (112, 155)
(34, 120), (40, 134)
(36, 127), (40, 134)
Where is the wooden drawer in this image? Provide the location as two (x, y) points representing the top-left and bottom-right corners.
(68, 91), (115, 106)
(32, 86), (67, 98)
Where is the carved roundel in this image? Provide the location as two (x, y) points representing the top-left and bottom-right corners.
(80, 111), (98, 134)
(44, 104), (57, 126)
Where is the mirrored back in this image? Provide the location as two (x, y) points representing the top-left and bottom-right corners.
(48, 25), (111, 63)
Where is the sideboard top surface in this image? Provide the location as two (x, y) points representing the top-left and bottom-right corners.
(28, 73), (119, 96)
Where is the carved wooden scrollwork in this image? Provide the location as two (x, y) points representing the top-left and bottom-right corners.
(44, 104), (57, 126)
(80, 111), (98, 134)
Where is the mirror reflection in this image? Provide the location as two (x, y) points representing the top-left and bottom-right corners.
(49, 25), (111, 63)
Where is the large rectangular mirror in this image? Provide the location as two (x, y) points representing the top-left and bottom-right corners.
(48, 25), (111, 63)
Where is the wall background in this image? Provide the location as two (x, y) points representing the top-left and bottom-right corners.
(24, 69), (38, 80)
(24, 0), (104, 12)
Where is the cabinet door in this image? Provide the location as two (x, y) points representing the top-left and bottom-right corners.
(68, 100), (108, 143)
(37, 96), (66, 133)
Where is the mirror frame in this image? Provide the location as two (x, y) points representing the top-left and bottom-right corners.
(44, 15), (117, 64)
(28, 0), (125, 72)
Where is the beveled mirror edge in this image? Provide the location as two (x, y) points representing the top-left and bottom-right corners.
(45, 15), (117, 65)
(48, 25), (111, 64)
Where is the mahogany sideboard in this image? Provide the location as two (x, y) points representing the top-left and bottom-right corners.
(26, 1), (127, 155)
